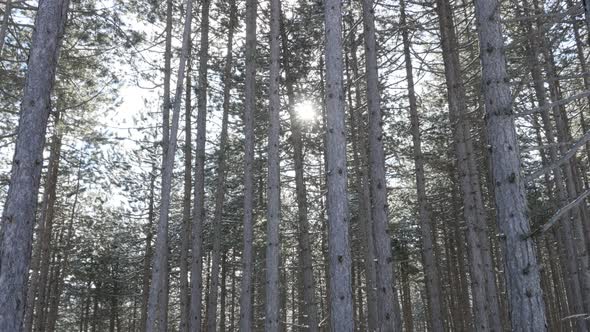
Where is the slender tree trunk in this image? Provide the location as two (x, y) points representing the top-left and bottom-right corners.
(145, 0), (193, 329)
(344, 21), (378, 331)
(207, 3), (237, 331)
(400, 0), (444, 329)
(162, 0), (172, 154)
(0, 0), (11, 55)
(360, 1), (403, 329)
(0, 0), (69, 330)
(91, 282), (100, 332)
(140, 167), (156, 332)
(265, 0), (281, 330)
(473, 0), (548, 329)
(158, 1), (173, 324)
(238, 0), (257, 329)
(219, 253), (228, 332)
(188, 0), (211, 330)
(24, 116), (63, 332)
(323, 0), (354, 330)
(400, 257), (414, 332)
(179, 43), (193, 332)
(45, 162), (81, 332)
(280, 8), (319, 332)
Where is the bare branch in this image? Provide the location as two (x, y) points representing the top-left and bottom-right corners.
(525, 129), (590, 183)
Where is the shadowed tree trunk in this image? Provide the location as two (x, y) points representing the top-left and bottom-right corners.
(207, 1), (237, 329)
(238, 0), (257, 329)
(0, 0), (11, 55)
(0, 0), (70, 330)
(24, 114), (63, 332)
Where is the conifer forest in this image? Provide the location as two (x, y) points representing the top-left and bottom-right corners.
(4, 0), (590, 330)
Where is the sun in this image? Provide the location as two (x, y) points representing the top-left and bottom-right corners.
(294, 101), (316, 121)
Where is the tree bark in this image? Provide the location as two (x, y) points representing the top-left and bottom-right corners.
(323, 0), (354, 330)
(238, 0), (257, 329)
(207, 1), (236, 330)
(473, 0), (548, 329)
(264, 0), (281, 330)
(0, 0), (69, 330)
(188, 0), (211, 330)
(145, 0), (193, 329)
(435, 0), (503, 329)
(140, 166), (156, 332)
(179, 42), (192, 332)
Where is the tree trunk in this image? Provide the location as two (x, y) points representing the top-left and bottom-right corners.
(145, 0), (193, 329)
(140, 166), (156, 332)
(238, 0), (257, 329)
(400, 256), (414, 332)
(187, 0), (211, 330)
(400, 0), (444, 330)
(45, 161), (81, 332)
(0, 0), (70, 330)
(265, 0), (281, 330)
(219, 253), (227, 332)
(0, 0), (11, 55)
(179, 42), (192, 332)
(473, 0), (548, 329)
(206, 2), (237, 331)
(360, 0), (403, 329)
(23, 116), (63, 332)
(323, 0), (354, 330)
(280, 8), (319, 332)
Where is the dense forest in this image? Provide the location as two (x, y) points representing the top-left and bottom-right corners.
(1, 0), (590, 330)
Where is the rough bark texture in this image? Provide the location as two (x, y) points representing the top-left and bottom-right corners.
(360, 0), (402, 329)
(207, 1), (236, 330)
(145, 0), (193, 329)
(0, 0), (69, 330)
(400, 0), (444, 330)
(265, 0), (281, 330)
(473, 0), (548, 330)
(189, 0), (210, 330)
(238, 0), (257, 330)
(435, 0), (503, 329)
(323, 0), (354, 330)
